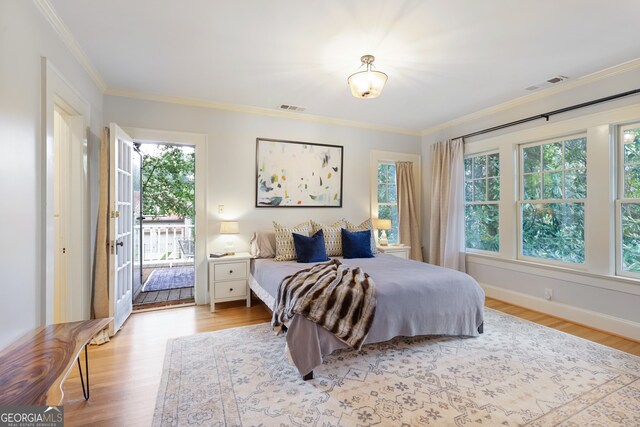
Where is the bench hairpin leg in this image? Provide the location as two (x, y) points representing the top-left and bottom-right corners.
(77, 344), (90, 400)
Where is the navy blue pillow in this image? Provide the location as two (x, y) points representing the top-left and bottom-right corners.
(341, 228), (374, 259)
(292, 229), (330, 263)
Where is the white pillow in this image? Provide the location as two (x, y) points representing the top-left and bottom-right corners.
(310, 220), (345, 257)
(273, 221), (310, 261)
(343, 218), (378, 254)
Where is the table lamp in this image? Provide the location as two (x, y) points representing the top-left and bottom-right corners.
(220, 221), (240, 255)
(373, 218), (392, 246)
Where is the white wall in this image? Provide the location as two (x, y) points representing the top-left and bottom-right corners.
(0, 1), (103, 350)
(421, 63), (640, 339)
(104, 96), (421, 258)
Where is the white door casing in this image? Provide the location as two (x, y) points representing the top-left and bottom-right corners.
(43, 58), (91, 325)
(109, 123), (134, 335)
(53, 108), (69, 323)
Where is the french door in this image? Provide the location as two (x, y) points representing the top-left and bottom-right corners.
(109, 123), (134, 335)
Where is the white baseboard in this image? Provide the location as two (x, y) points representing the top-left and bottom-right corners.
(480, 282), (640, 342)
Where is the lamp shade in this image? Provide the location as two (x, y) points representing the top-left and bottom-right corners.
(220, 221), (239, 234)
(348, 55), (388, 99)
(373, 218), (392, 230)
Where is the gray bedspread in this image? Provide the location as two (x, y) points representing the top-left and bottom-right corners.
(251, 253), (485, 376)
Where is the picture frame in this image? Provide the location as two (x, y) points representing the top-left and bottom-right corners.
(255, 138), (343, 207)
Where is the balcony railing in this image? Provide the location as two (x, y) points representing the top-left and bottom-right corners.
(134, 223), (195, 266)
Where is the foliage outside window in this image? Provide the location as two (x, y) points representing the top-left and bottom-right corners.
(141, 145), (196, 221)
(464, 153), (500, 252)
(377, 162), (399, 244)
(620, 125), (640, 275)
(520, 136), (586, 263)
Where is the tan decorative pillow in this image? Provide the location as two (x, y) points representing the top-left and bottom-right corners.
(249, 230), (277, 258)
(310, 220), (345, 257)
(273, 221), (310, 261)
(343, 218), (378, 254)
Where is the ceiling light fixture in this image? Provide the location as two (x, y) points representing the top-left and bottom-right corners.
(348, 55), (388, 99)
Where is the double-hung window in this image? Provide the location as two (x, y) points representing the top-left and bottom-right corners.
(376, 162), (399, 244)
(618, 124), (640, 277)
(519, 135), (587, 264)
(464, 152), (500, 252)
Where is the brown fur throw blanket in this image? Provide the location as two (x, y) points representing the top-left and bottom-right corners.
(272, 259), (376, 349)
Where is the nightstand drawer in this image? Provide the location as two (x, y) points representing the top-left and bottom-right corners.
(214, 262), (247, 281)
(389, 250), (408, 259)
(376, 245), (410, 259)
(214, 280), (246, 299)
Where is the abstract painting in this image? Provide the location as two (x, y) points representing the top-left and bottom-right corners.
(256, 138), (343, 207)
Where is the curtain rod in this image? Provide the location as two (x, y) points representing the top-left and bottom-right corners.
(455, 88), (640, 141)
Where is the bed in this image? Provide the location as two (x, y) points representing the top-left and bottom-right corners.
(250, 253), (485, 377)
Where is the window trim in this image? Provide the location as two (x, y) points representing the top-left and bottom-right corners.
(517, 133), (588, 267)
(464, 150), (500, 254)
(461, 104), (640, 289)
(615, 122), (640, 279)
(377, 161), (399, 245)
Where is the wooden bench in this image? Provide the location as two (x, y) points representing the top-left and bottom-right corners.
(0, 318), (111, 405)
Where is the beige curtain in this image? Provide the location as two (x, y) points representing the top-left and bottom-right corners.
(429, 138), (466, 271)
(91, 127), (110, 321)
(396, 162), (423, 261)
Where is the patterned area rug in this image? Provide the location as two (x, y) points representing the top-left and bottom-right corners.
(143, 267), (194, 292)
(153, 309), (640, 426)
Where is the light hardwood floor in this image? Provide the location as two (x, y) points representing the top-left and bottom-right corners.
(61, 298), (639, 426)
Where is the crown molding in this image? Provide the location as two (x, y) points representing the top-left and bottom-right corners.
(105, 88), (422, 137)
(33, 0), (108, 92)
(420, 57), (640, 138)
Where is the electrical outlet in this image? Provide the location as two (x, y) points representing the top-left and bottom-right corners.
(544, 288), (553, 300)
(218, 205), (224, 214)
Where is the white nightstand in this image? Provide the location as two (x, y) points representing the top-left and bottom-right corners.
(208, 252), (251, 312)
(376, 245), (411, 259)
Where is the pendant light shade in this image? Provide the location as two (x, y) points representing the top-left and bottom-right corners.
(348, 55), (388, 99)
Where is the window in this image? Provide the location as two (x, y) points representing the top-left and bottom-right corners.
(371, 151), (420, 248)
(519, 136), (587, 264)
(376, 162), (399, 244)
(618, 124), (640, 276)
(464, 153), (500, 252)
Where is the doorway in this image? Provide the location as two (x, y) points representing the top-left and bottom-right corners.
(45, 57), (91, 325)
(53, 106), (71, 322)
(132, 142), (196, 309)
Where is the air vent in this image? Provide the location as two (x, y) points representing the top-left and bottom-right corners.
(525, 75), (569, 91)
(278, 104), (306, 112)
(546, 76), (564, 84)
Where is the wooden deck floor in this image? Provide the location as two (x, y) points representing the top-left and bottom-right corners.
(134, 266), (194, 309)
(133, 287), (194, 309)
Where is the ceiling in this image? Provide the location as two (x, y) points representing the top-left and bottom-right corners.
(49, 0), (640, 133)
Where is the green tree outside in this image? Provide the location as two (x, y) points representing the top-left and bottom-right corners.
(464, 130), (640, 273)
(622, 127), (640, 272)
(141, 145), (195, 223)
